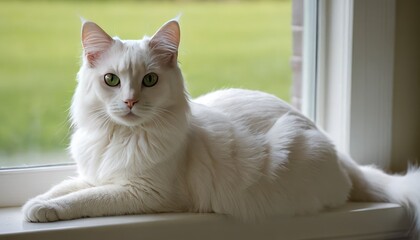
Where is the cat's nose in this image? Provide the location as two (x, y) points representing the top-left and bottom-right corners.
(124, 99), (138, 109)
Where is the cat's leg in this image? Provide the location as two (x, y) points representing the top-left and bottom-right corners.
(24, 183), (158, 222)
(22, 178), (92, 221)
(31, 178), (92, 201)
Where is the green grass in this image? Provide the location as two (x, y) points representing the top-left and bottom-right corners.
(0, 1), (292, 166)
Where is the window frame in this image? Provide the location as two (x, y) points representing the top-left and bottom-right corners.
(0, 0), (397, 207)
(0, 165), (76, 207)
(304, 0), (396, 170)
(0, 202), (410, 239)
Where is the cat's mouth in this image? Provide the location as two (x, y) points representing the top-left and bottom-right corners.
(123, 111), (140, 121)
(110, 111), (142, 127)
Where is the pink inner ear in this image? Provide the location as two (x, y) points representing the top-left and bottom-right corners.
(149, 20), (180, 66)
(86, 52), (100, 65)
(81, 21), (114, 67)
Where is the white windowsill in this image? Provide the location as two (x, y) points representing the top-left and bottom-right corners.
(0, 202), (410, 240)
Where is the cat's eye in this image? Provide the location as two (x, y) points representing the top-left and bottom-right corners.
(142, 73), (158, 87)
(104, 73), (120, 87)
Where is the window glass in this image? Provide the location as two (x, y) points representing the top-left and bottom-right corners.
(0, 1), (292, 169)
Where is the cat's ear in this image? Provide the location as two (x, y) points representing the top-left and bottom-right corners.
(81, 21), (114, 67)
(149, 19), (180, 66)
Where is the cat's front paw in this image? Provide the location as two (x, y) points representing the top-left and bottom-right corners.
(22, 198), (59, 222)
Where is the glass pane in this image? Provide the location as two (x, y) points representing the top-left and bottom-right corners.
(0, 1), (292, 169)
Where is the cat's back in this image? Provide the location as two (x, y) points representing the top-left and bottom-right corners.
(194, 88), (303, 134)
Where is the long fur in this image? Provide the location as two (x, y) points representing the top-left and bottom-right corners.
(22, 19), (420, 237)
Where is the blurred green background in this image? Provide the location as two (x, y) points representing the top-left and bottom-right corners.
(0, 0), (292, 167)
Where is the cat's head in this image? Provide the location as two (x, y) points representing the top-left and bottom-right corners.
(72, 19), (189, 129)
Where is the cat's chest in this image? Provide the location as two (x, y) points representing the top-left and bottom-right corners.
(71, 128), (161, 181)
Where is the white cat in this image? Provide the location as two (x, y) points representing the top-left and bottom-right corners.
(23, 19), (420, 235)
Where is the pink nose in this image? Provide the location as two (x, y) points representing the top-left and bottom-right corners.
(124, 99), (138, 109)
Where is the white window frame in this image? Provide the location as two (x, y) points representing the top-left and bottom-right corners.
(0, 202), (410, 239)
(0, 165), (76, 207)
(304, 0), (395, 170)
(0, 0), (396, 211)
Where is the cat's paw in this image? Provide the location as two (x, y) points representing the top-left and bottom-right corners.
(22, 198), (59, 222)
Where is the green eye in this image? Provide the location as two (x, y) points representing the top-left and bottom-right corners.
(142, 73), (158, 87)
(104, 73), (120, 87)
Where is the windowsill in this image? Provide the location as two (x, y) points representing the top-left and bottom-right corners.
(0, 202), (410, 240)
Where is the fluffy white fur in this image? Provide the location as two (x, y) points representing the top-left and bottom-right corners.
(23, 19), (420, 236)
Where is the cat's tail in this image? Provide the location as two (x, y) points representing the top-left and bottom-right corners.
(339, 152), (420, 236)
